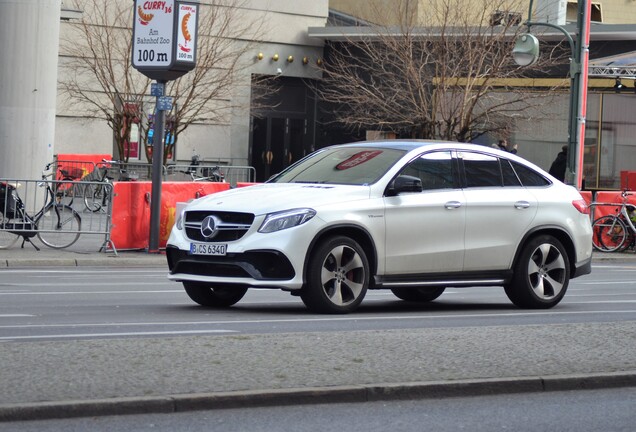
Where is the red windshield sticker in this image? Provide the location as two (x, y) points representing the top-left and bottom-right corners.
(336, 150), (383, 170)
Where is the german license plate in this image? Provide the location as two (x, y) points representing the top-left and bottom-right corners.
(189, 243), (227, 256)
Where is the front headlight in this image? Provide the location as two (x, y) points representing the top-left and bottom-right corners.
(258, 208), (316, 233)
(175, 200), (194, 230)
(175, 209), (186, 230)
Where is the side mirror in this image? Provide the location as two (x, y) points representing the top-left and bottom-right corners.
(386, 175), (423, 196)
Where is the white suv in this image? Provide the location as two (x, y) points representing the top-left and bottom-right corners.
(166, 141), (592, 313)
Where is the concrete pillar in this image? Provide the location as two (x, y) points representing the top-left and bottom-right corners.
(0, 0), (61, 180)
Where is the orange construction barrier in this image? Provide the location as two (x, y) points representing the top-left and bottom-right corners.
(110, 181), (231, 250)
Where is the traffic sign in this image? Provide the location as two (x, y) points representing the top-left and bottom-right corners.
(157, 96), (173, 111)
(150, 82), (164, 96)
(132, 0), (198, 81)
(132, 0), (174, 69)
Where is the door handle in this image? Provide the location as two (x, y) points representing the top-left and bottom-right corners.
(445, 201), (462, 209)
(514, 201), (530, 209)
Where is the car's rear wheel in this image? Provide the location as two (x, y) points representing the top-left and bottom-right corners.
(504, 235), (570, 309)
(301, 236), (369, 314)
(391, 287), (445, 302)
(183, 282), (248, 307)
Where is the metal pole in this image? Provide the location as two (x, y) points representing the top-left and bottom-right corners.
(148, 80), (166, 253)
(525, 0), (590, 190)
(574, 0), (591, 190)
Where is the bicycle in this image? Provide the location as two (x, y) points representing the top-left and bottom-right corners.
(184, 154), (225, 182)
(591, 190), (636, 252)
(83, 159), (137, 212)
(0, 164), (82, 250)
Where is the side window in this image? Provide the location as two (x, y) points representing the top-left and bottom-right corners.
(461, 152), (502, 187)
(400, 151), (456, 191)
(511, 161), (550, 187)
(501, 159), (522, 186)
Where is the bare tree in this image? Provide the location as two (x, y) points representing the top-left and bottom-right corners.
(59, 0), (268, 164)
(317, 0), (569, 142)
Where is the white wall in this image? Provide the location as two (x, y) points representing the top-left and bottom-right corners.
(0, 0), (61, 180)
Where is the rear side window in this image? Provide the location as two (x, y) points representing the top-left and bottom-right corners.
(461, 152), (502, 187)
(501, 160), (522, 186)
(510, 161), (550, 187)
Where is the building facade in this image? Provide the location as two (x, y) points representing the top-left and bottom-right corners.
(2, 0), (636, 189)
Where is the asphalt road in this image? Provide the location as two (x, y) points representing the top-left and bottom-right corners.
(0, 257), (635, 422)
(1, 263), (636, 341)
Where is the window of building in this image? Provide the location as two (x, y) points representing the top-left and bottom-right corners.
(566, 2), (603, 23)
(489, 10), (522, 26)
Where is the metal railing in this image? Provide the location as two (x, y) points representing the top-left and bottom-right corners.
(52, 157), (169, 182)
(1, 177), (116, 253)
(164, 164), (256, 186)
(52, 156), (254, 185)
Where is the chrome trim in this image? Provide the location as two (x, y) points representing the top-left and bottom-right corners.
(184, 221), (252, 231)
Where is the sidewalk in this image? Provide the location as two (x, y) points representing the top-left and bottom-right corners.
(0, 234), (166, 267)
(1, 247), (635, 422)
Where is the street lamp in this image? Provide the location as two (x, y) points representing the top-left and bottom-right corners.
(512, 0), (591, 190)
(512, 33), (540, 66)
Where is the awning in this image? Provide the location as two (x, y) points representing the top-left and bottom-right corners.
(589, 51), (636, 77)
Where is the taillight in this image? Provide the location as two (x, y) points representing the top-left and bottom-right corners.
(572, 199), (590, 215)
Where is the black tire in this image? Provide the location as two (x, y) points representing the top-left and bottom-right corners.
(391, 287), (445, 302)
(37, 205), (81, 249)
(300, 236), (370, 314)
(504, 235), (570, 309)
(0, 213), (19, 249)
(592, 215), (627, 252)
(183, 282), (248, 307)
(84, 183), (105, 212)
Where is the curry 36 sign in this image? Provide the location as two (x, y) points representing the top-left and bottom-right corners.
(132, 0), (198, 80)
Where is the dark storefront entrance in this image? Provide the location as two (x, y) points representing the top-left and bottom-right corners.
(249, 76), (316, 182)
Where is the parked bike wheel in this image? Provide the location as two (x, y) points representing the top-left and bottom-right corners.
(83, 182), (106, 212)
(0, 220), (19, 249)
(592, 215), (627, 252)
(37, 204), (81, 249)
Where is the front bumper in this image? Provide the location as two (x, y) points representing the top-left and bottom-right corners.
(166, 246), (295, 282)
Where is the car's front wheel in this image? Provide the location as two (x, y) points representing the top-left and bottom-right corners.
(183, 282), (248, 307)
(391, 287), (445, 302)
(301, 236), (369, 314)
(504, 235), (570, 309)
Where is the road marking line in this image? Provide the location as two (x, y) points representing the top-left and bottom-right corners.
(0, 314), (33, 317)
(1, 309), (635, 331)
(0, 329), (237, 341)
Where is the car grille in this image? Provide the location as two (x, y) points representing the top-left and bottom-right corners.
(166, 247), (295, 280)
(184, 211), (254, 242)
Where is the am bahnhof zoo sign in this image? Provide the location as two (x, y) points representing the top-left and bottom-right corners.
(132, 0), (198, 81)
(131, 0), (199, 252)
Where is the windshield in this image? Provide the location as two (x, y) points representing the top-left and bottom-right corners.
(269, 147), (407, 185)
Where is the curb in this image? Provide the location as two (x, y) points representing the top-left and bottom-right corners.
(1, 371), (635, 422)
(0, 255), (166, 268)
